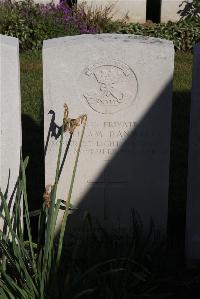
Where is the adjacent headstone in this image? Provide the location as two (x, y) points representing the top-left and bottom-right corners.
(78, 0), (147, 23)
(43, 34), (174, 233)
(0, 35), (21, 229)
(186, 43), (200, 266)
(161, 0), (193, 22)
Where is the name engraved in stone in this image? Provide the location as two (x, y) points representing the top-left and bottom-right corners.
(80, 59), (138, 114)
(70, 120), (164, 155)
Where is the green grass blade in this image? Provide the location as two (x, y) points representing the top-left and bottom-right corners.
(47, 199), (62, 274)
(0, 193), (39, 297)
(56, 117), (87, 269)
(0, 267), (29, 299)
(20, 155), (37, 276)
(0, 191), (24, 265)
(0, 286), (11, 299)
(0, 238), (16, 270)
(41, 124), (64, 293)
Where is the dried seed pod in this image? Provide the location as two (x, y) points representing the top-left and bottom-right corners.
(43, 184), (53, 208)
(63, 103), (87, 134)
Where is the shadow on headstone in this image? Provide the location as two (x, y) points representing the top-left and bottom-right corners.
(44, 110), (62, 157)
(65, 97), (168, 230)
(47, 83), (170, 235)
(18, 86), (190, 269)
(40, 86), (191, 278)
(49, 90), (190, 270)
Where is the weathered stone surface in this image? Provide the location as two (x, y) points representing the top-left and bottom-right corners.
(161, 0), (193, 22)
(0, 35), (21, 229)
(78, 0), (146, 23)
(186, 43), (200, 265)
(43, 34), (174, 233)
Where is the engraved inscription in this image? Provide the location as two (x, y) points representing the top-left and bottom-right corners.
(48, 117), (163, 157)
(69, 120), (166, 157)
(80, 59), (138, 114)
(71, 121), (137, 156)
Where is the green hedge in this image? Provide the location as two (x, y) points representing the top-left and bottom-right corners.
(117, 19), (200, 51)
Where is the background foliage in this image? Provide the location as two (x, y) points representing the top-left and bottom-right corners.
(118, 19), (200, 51)
(0, 0), (200, 51)
(0, 0), (123, 51)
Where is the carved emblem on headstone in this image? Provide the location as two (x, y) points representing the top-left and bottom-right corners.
(81, 59), (138, 114)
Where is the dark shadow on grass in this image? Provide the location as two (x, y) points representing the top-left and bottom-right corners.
(168, 90), (191, 265)
(22, 114), (44, 240)
(46, 81), (172, 245)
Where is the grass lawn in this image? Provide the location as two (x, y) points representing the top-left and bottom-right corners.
(20, 51), (43, 125)
(20, 50), (193, 259)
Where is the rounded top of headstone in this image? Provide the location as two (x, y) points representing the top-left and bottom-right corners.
(43, 34), (174, 49)
(0, 34), (19, 47)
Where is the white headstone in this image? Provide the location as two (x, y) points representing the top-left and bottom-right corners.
(0, 35), (21, 229)
(186, 43), (200, 265)
(78, 0), (146, 23)
(43, 34), (174, 233)
(161, 0), (193, 22)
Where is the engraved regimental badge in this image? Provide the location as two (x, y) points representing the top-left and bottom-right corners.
(80, 59), (138, 114)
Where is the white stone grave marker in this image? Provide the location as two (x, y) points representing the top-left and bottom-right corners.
(0, 34), (21, 230)
(43, 34), (174, 233)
